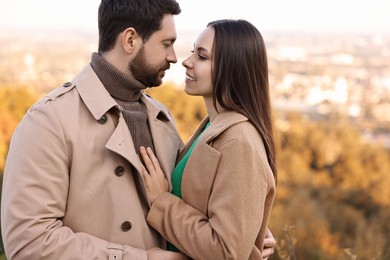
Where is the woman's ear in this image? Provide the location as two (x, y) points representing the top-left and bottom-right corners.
(121, 27), (139, 54)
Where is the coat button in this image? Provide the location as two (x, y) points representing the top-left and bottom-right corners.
(98, 115), (107, 124)
(63, 82), (72, 88)
(115, 166), (125, 176)
(121, 221), (132, 232)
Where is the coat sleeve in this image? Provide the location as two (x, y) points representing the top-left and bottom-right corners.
(146, 138), (271, 260)
(1, 102), (147, 260)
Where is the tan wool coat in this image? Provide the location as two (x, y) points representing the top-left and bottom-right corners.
(147, 112), (276, 260)
(1, 64), (183, 260)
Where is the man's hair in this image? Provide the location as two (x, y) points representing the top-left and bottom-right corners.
(98, 0), (181, 52)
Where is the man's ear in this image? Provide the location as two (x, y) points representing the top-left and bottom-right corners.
(121, 27), (139, 54)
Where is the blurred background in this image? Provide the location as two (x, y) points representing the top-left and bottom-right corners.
(1, 0), (390, 259)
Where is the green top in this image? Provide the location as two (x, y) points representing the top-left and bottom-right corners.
(168, 121), (210, 252)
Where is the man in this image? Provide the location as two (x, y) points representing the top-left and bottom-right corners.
(1, 0), (275, 259)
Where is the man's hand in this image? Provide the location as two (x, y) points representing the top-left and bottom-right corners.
(262, 227), (276, 259)
(146, 247), (190, 260)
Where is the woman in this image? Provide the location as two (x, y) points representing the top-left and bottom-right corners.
(140, 19), (277, 260)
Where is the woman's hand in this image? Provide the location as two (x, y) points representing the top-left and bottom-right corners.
(262, 227), (276, 259)
(139, 146), (169, 204)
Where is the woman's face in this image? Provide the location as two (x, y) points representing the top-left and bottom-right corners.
(182, 26), (214, 97)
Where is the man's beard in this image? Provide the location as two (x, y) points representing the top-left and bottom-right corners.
(129, 46), (170, 87)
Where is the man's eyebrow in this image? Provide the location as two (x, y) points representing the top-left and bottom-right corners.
(163, 37), (177, 43)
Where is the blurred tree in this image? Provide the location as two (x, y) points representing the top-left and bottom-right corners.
(145, 82), (206, 142)
(271, 112), (390, 260)
(0, 85), (38, 174)
(0, 85), (38, 120)
(0, 112), (18, 173)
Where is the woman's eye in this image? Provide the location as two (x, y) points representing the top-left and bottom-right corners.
(190, 50), (207, 60)
(198, 55), (207, 60)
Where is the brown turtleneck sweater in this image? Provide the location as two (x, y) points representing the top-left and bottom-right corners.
(90, 52), (155, 156)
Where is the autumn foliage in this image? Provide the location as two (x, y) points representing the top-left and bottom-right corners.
(0, 83), (389, 259)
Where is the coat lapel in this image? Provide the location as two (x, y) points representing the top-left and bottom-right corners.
(106, 115), (143, 173)
(179, 112), (248, 162)
(74, 66), (182, 199)
(201, 112), (248, 143)
(75, 65), (143, 173)
(141, 93), (182, 189)
(177, 116), (210, 163)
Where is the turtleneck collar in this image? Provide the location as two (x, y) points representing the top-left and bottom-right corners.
(90, 52), (145, 102)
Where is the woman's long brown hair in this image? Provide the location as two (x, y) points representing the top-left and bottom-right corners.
(208, 19), (277, 181)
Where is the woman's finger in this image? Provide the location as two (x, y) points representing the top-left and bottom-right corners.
(140, 164), (147, 176)
(140, 164), (151, 186)
(140, 146), (156, 173)
(146, 147), (164, 177)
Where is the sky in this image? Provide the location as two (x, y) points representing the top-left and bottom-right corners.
(1, 0), (390, 35)
(2, 0), (388, 84)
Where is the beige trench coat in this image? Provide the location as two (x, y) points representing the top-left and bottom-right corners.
(1, 65), (183, 260)
(147, 112), (276, 260)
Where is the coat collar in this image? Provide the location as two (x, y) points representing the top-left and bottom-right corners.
(72, 64), (180, 181)
(140, 93), (170, 122)
(178, 111), (248, 162)
(72, 64), (118, 120)
(71, 64), (171, 122)
(202, 111), (249, 143)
